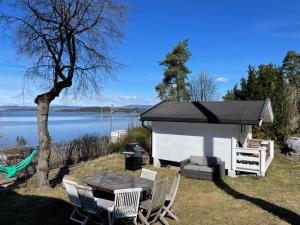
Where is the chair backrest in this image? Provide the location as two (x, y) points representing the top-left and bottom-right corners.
(141, 168), (157, 181)
(168, 171), (181, 204)
(113, 188), (142, 218)
(76, 184), (98, 214)
(149, 177), (168, 210)
(63, 178), (81, 208)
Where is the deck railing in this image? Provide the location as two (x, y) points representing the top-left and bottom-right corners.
(231, 138), (274, 176)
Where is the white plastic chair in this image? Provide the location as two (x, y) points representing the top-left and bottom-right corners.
(141, 168), (157, 181)
(63, 178), (88, 225)
(107, 188), (142, 225)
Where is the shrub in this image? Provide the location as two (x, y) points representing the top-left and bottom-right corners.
(109, 141), (125, 153)
(109, 126), (151, 153)
(16, 136), (28, 147)
(49, 134), (110, 169)
(126, 126), (151, 149)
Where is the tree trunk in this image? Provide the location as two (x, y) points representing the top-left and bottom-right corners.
(35, 96), (51, 187)
(176, 77), (180, 101)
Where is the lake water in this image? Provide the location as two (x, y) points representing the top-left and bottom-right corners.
(0, 111), (139, 147)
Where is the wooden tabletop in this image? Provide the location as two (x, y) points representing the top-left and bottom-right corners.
(80, 172), (154, 193)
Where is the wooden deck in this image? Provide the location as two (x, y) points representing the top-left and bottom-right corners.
(231, 138), (274, 176)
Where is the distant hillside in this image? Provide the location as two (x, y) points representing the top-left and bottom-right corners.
(0, 105), (36, 111)
(54, 104), (152, 113)
(0, 104), (152, 113)
(122, 105), (152, 110)
(0, 105), (80, 112)
(59, 106), (149, 113)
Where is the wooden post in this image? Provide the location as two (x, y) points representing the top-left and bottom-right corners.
(100, 107), (103, 136)
(228, 137), (237, 177)
(231, 137), (236, 170)
(99, 106), (103, 150)
(260, 148), (266, 176)
(109, 104), (113, 143)
(270, 140), (274, 159)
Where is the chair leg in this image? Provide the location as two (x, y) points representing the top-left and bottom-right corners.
(92, 215), (104, 225)
(69, 208), (89, 225)
(82, 216), (89, 225)
(133, 216), (138, 225)
(159, 215), (169, 225)
(161, 208), (167, 218)
(163, 206), (179, 221)
(108, 210), (112, 225)
(70, 208), (77, 220)
(138, 211), (150, 225)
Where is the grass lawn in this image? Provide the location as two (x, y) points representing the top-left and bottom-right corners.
(0, 149), (299, 225)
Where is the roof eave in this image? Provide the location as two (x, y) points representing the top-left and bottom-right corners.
(139, 100), (166, 117)
(258, 98), (274, 123)
(140, 117), (259, 125)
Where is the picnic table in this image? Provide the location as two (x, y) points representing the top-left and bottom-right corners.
(80, 172), (154, 193)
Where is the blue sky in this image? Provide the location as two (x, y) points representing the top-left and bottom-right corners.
(0, 0), (300, 106)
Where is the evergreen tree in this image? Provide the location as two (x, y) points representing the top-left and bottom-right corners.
(245, 66), (258, 99)
(239, 78), (248, 100)
(232, 66), (258, 100)
(282, 50), (300, 82)
(155, 39), (191, 101)
(223, 64), (292, 143)
(282, 50), (300, 114)
(223, 84), (241, 100)
(254, 64), (291, 142)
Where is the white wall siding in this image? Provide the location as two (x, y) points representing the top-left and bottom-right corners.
(239, 125), (252, 147)
(152, 121), (241, 170)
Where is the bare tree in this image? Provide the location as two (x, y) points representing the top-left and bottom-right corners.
(189, 72), (217, 101)
(0, 0), (127, 188)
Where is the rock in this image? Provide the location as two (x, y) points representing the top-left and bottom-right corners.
(285, 137), (300, 156)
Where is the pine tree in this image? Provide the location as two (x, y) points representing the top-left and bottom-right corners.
(155, 39), (191, 101)
(254, 64), (291, 142)
(223, 64), (292, 143)
(282, 50), (300, 114)
(245, 66), (257, 99)
(282, 50), (300, 82)
(223, 84), (240, 100)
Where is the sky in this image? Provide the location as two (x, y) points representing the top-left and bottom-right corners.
(0, 0), (300, 106)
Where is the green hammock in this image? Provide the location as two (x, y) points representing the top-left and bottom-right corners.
(0, 148), (37, 178)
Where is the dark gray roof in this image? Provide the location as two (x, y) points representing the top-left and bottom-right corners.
(140, 99), (273, 125)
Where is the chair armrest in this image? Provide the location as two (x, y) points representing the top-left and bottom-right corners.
(180, 158), (190, 171)
(218, 161), (225, 179)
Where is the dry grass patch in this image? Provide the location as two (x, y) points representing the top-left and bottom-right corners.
(0, 149), (299, 225)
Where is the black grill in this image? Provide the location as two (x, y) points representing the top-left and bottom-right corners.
(122, 143), (146, 170)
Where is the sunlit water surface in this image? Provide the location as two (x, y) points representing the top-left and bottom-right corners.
(0, 111), (139, 147)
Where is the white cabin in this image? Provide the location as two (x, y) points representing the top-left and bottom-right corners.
(140, 99), (274, 177)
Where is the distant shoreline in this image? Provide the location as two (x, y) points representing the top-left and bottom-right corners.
(0, 106), (151, 114)
(56, 107), (146, 113)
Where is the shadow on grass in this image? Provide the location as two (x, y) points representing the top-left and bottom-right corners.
(1, 164), (70, 190)
(49, 149), (74, 188)
(49, 164), (70, 188)
(214, 179), (300, 225)
(0, 190), (71, 225)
